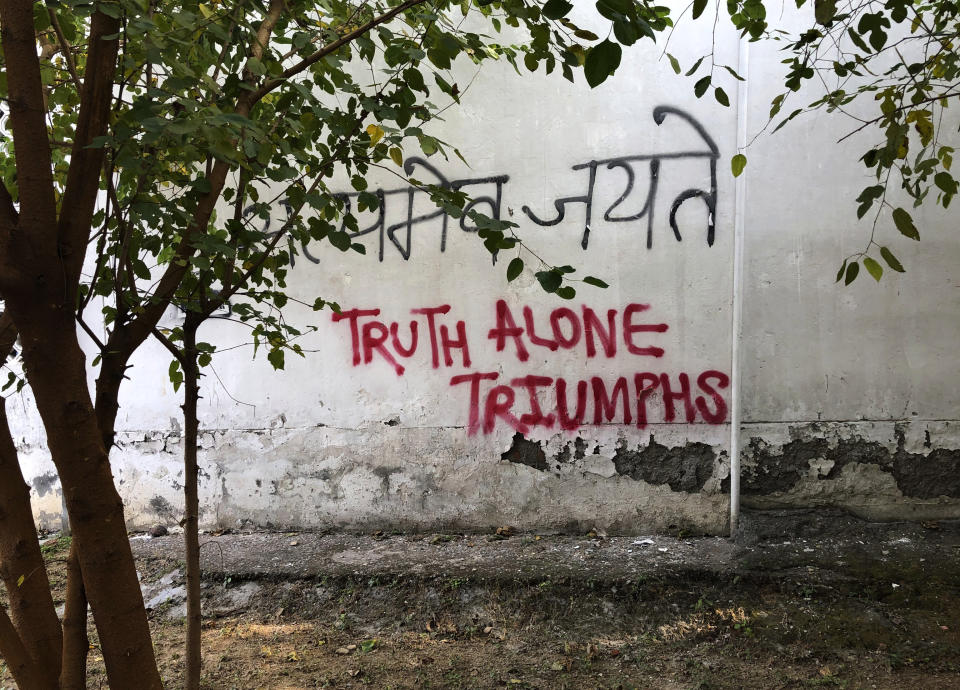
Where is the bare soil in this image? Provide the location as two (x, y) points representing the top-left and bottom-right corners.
(4, 513), (960, 689)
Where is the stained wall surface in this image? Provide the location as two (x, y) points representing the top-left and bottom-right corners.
(16, 3), (960, 533)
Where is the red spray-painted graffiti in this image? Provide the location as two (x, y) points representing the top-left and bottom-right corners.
(331, 300), (729, 434)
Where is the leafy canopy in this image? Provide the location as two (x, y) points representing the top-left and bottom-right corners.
(0, 0), (671, 377)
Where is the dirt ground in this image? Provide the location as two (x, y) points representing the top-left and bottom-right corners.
(4, 510), (960, 688)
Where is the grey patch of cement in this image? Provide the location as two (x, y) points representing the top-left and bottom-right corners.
(742, 426), (960, 499)
(501, 432), (547, 471)
(611, 435), (716, 493)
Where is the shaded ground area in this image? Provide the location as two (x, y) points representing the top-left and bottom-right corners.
(4, 509), (960, 688)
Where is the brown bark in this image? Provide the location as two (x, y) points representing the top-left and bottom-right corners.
(0, 604), (41, 689)
(7, 301), (162, 690)
(56, 9), (121, 286)
(0, 315), (61, 687)
(0, 0), (57, 248)
(182, 316), (203, 689)
(59, 545), (88, 689)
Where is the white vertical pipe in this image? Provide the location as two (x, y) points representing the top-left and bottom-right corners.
(729, 36), (750, 537)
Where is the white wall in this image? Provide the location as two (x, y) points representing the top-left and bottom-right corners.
(17, 2), (960, 534)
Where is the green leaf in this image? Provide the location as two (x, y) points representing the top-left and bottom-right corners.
(714, 87), (730, 107)
(507, 257), (524, 281)
(168, 360), (183, 393)
(814, 0), (838, 25)
(723, 65), (745, 81)
(835, 259), (848, 283)
(891, 207), (920, 240)
(542, 0), (574, 19)
(267, 348), (285, 370)
(880, 246), (905, 272)
(583, 276), (609, 288)
(934, 171), (957, 195)
(390, 147), (403, 167)
(863, 256), (883, 281)
(535, 270), (562, 293)
(694, 75), (711, 98)
(556, 285), (576, 299)
(685, 56), (704, 77)
(328, 231), (352, 251)
(692, 0), (708, 20)
(844, 261), (859, 285)
(731, 154), (747, 177)
(584, 40), (622, 88)
(667, 53), (681, 74)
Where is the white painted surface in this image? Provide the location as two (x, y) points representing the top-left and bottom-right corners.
(14, 3), (960, 533)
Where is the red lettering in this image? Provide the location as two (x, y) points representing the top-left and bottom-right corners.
(592, 376), (632, 425)
(440, 321), (471, 367)
(523, 306), (558, 351)
(583, 307), (617, 358)
(511, 375), (555, 428)
(411, 305), (451, 368)
(623, 303), (667, 357)
(450, 371), (499, 435)
(660, 373), (695, 423)
(550, 307), (581, 349)
(331, 308), (380, 366)
(556, 378), (588, 431)
(634, 372), (660, 428)
(390, 321), (418, 357)
(487, 300), (529, 362)
(362, 321), (404, 376)
(484, 385), (528, 434)
(696, 370), (730, 424)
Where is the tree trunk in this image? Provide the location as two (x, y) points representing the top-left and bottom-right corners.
(0, 399), (62, 689)
(59, 544), (89, 689)
(0, 314), (61, 687)
(0, 605), (41, 689)
(182, 316), (203, 689)
(7, 302), (162, 689)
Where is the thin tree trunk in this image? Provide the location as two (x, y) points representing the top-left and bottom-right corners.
(9, 303), (162, 689)
(59, 544), (88, 689)
(183, 315), (202, 689)
(0, 314), (61, 687)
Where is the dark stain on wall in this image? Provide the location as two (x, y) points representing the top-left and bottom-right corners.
(149, 495), (176, 520)
(31, 472), (59, 498)
(373, 466), (403, 493)
(741, 426), (960, 499)
(612, 436), (715, 493)
(501, 432), (548, 471)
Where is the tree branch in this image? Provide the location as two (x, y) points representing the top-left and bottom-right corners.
(251, 0), (428, 102)
(56, 9), (122, 289)
(0, 0), (59, 242)
(47, 7), (81, 90)
(94, 0), (290, 443)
